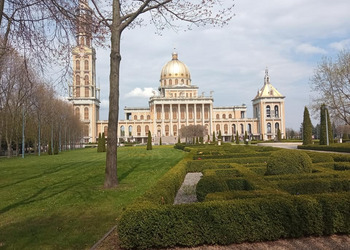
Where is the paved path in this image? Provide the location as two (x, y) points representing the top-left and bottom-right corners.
(257, 142), (302, 149)
(174, 173), (203, 205)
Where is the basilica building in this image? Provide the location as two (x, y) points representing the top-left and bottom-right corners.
(68, 0), (285, 144)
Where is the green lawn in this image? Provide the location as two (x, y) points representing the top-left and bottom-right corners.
(0, 146), (185, 249)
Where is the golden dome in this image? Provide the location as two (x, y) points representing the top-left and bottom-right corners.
(160, 52), (191, 87)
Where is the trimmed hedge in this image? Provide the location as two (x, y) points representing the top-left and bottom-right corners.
(118, 194), (350, 249)
(305, 151), (334, 163)
(266, 150), (312, 175)
(298, 144), (350, 153)
(275, 178), (350, 195)
(334, 162), (350, 171)
(205, 190), (288, 201)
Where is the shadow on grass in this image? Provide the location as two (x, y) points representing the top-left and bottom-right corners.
(0, 210), (116, 249)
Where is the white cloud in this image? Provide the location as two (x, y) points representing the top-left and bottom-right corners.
(125, 87), (156, 98)
(295, 43), (327, 54)
(330, 39), (350, 51)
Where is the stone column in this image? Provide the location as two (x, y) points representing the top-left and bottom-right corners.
(186, 103), (189, 126)
(194, 103), (197, 125)
(170, 103), (173, 136)
(161, 103), (164, 136)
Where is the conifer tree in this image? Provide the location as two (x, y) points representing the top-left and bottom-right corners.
(302, 107), (313, 145)
(277, 128), (282, 142)
(218, 130), (222, 141)
(236, 131), (239, 144)
(343, 133), (349, 140)
(147, 131), (152, 150)
(326, 109), (334, 144)
(159, 137), (162, 145)
(177, 137), (180, 144)
(196, 137), (199, 144)
(101, 132), (106, 152)
(244, 131), (248, 144)
(97, 133), (102, 152)
(320, 104), (327, 145)
(231, 134), (234, 142)
(207, 134), (210, 143)
(212, 131), (216, 142)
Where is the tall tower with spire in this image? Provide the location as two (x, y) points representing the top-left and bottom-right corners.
(68, 0), (100, 143)
(252, 68), (285, 140)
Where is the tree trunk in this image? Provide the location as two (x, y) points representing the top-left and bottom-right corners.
(104, 0), (121, 188)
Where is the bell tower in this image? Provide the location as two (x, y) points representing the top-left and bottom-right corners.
(252, 68), (285, 140)
(68, 0), (100, 143)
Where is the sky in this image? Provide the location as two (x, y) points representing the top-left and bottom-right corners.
(92, 0), (350, 130)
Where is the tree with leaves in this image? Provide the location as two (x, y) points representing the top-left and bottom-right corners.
(147, 131), (152, 150)
(302, 107), (313, 145)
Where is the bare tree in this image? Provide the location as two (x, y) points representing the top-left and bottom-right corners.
(179, 125), (205, 143)
(310, 50), (350, 125)
(90, 0), (235, 188)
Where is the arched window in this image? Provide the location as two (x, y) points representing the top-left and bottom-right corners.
(85, 87), (89, 97)
(147, 115), (150, 120)
(137, 125), (141, 136)
(229, 114), (232, 119)
(157, 107), (161, 120)
(247, 124), (252, 134)
(84, 107), (89, 120)
(75, 107), (80, 118)
(267, 123), (271, 133)
(165, 125), (169, 136)
(275, 122), (279, 133)
(76, 75), (80, 85)
(76, 60), (80, 70)
(173, 125), (177, 136)
(274, 105), (279, 118)
(196, 106), (201, 119)
(240, 124), (244, 134)
(205, 107), (209, 119)
(216, 114), (220, 119)
(169, 79), (172, 85)
(104, 126), (108, 137)
(84, 75), (89, 85)
(120, 126), (125, 136)
(216, 124), (220, 133)
(145, 125), (149, 135)
(140, 115), (144, 120)
(128, 125), (132, 136)
(175, 79), (178, 84)
(223, 114), (226, 119)
(232, 124), (236, 134)
(84, 60), (89, 71)
(266, 105), (271, 118)
(224, 124), (228, 134)
(181, 107), (185, 119)
(76, 87), (80, 97)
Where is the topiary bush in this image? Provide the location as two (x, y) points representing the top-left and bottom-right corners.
(266, 150), (312, 175)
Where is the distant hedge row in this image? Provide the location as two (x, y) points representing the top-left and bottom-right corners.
(298, 144), (350, 153)
(118, 193), (350, 249)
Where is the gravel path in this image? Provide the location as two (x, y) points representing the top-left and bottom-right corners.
(174, 172), (202, 205)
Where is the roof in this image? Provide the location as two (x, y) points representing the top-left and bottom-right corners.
(253, 68), (284, 100)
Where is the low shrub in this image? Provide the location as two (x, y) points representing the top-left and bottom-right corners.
(334, 162), (350, 171)
(332, 154), (350, 162)
(266, 150), (312, 175)
(226, 178), (255, 191)
(203, 168), (242, 178)
(249, 167), (267, 176)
